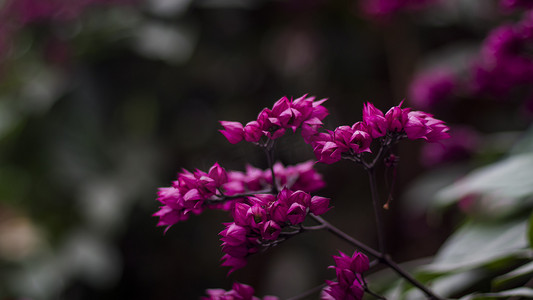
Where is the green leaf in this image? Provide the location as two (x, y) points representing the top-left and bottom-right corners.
(420, 219), (530, 274)
(435, 154), (533, 216)
(509, 124), (533, 155)
(430, 269), (485, 299)
(492, 261), (533, 289)
(459, 287), (533, 300)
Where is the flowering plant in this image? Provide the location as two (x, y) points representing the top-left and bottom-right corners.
(154, 96), (450, 299)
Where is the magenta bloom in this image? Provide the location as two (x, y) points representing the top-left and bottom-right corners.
(313, 139), (343, 164)
(219, 121), (245, 144)
(362, 102), (387, 138)
(322, 250), (370, 300)
(219, 95), (328, 144)
(154, 163), (229, 231)
(224, 161), (325, 195)
(203, 282), (279, 300)
(219, 188), (330, 273)
(470, 15), (533, 98)
(310, 123), (372, 164)
(408, 69), (456, 110)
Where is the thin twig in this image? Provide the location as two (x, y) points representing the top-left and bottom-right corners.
(264, 140), (279, 194)
(367, 167), (386, 253)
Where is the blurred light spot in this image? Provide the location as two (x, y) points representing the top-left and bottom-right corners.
(134, 22), (196, 64)
(59, 231), (121, 289)
(18, 65), (66, 114)
(0, 215), (43, 261)
(147, 0), (191, 17)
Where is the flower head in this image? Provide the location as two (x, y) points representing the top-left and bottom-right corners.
(322, 250), (369, 300)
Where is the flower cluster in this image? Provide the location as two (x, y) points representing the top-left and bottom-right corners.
(154, 163), (229, 230)
(154, 161), (326, 230)
(308, 102), (450, 164)
(219, 95), (328, 145)
(471, 12), (533, 98)
(203, 282), (279, 300)
(226, 161), (325, 195)
(322, 251), (370, 300)
(220, 188), (330, 274)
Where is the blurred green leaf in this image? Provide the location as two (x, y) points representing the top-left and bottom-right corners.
(420, 219), (530, 274)
(509, 125), (533, 155)
(435, 154), (533, 215)
(492, 261), (533, 289)
(404, 165), (470, 214)
(458, 287), (533, 300)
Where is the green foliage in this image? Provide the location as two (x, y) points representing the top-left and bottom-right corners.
(372, 127), (533, 299)
(458, 287), (533, 300)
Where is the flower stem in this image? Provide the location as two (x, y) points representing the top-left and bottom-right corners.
(264, 140), (278, 194)
(367, 167), (386, 254)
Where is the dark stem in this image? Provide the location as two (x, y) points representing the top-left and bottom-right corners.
(367, 167), (386, 253)
(205, 189), (273, 204)
(310, 214), (381, 258)
(264, 140), (278, 194)
(310, 214), (443, 300)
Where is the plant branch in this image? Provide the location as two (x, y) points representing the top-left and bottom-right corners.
(264, 140), (279, 194)
(367, 167), (386, 253)
(310, 214), (443, 300)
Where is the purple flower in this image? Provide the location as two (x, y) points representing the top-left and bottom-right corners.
(385, 102), (410, 132)
(470, 19), (533, 98)
(219, 121), (245, 144)
(220, 188), (330, 274)
(408, 69), (456, 110)
(220, 254), (248, 275)
(362, 102), (387, 138)
(220, 94), (328, 144)
(310, 131), (342, 164)
(208, 162), (228, 186)
(310, 196), (330, 215)
(405, 111), (450, 142)
(287, 202), (307, 225)
(203, 282), (279, 300)
(261, 220), (281, 240)
(244, 121), (263, 143)
(220, 223), (248, 246)
(322, 250), (369, 300)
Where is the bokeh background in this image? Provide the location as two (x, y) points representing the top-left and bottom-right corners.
(1, 0), (532, 299)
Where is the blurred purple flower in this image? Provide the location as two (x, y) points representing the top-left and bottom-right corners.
(421, 126), (480, 167)
(470, 14), (533, 98)
(500, 0), (533, 11)
(203, 282), (279, 300)
(408, 69), (456, 110)
(359, 0), (439, 20)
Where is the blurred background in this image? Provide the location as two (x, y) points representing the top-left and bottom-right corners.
(1, 0), (532, 299)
